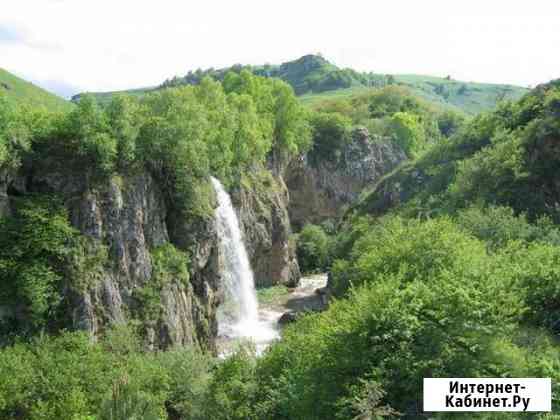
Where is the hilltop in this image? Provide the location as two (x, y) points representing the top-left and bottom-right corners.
(74, 54), (528, 114)
(0, 68), (73, 112)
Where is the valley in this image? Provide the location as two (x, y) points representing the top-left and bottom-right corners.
(0, 51), (558, 419)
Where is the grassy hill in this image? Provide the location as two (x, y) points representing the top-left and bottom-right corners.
(74, 55), (528, 114)
(0, 68), (73, 112)
(299, 74), (528, 114)
(71, 86), (153, 107)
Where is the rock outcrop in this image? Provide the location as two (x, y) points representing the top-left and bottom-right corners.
(233, 171), (300, 288)
(4, 165), (222, 351)
(285, 128), (406, 229)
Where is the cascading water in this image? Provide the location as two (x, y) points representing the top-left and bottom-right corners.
(211, 177), (279, 353)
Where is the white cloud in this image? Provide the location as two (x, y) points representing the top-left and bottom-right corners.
(1, 0), (559, 97)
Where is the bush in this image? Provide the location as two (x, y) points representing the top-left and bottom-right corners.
(456, 205), (560, 250)
(309, 111), (351, 163)
(0, 196), (80, 336)
(389, 111), (426, 157)
(257, 215), (560, 418)
(0, 327), (214, 420)
(296, 224), (330, 274)
(202, 346), (260, 420)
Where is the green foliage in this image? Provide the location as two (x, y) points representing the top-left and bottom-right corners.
(0, 196), (80, 336)
(389, 111), (426, 157)
(0, 327), (214, 420)
(105, 94), (143, 169)
(308, 111), (351, 162)
(202, 346), (261, 420)
(456, 205), (560, 250)
(296, 224), (330, 274)
(133, 243), (190, 324)
(357, 82), (560, 223)
(258, 215), (560, 418)
(99, 375), (163, 420)
(0, 94), (31, 169)
(152, 243), (190, 287)
(64, 95), (118, 175)
(437, 109), (465, 137)
(311, 85), (448, 157)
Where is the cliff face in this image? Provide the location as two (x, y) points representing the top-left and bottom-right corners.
(285, 128), (406, 229)
(233, 170), (300, 288)
(4, 164), (222, 351)
(2, 161), (301, 348)
(1, 128), (403, 349)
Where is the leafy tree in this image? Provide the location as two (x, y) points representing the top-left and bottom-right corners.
(228, 93), (272, 169)
(271, 79), (312, 156)
(309, 111), (351, 162)
(437, 109), (465, 137)
(105, 94), (143, 169)
(389, 111), (426, 157)
(0, 196), (79, 336)
(368, 86), (422, 119)
(296, 224), (330, 273)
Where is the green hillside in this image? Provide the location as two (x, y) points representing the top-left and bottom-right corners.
(75, 55), (528, 115)
(0, 68), (73, 112)
(300, 74), (528, 114)
(71, 86), (153, 107)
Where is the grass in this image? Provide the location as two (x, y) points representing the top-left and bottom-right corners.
(72, 86), (155, 106)
(299, 75), (529, 115)
(0, 68), (73, 112)
(393, 74), (528, 114)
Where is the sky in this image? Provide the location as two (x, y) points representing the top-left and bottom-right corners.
(1, 0), (559, 98)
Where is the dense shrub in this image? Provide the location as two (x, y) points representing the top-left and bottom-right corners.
(359, 82), (560, 222)
(258, 215), (560, 418)
(296, 224), (330, 274)
(308, 111), (351, 163)
(0, 327), (213, 420)
(0, 196), (81, 337)
(0, 94), (31, 168)
(456, 205), (560, 250)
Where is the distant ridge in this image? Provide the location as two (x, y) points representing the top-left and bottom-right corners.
(73, 54), (529, 114)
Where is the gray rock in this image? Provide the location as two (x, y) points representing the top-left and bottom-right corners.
(278, 311), (300, 325)
(285, 127), (406, 229)
(233, 173), (300, 288)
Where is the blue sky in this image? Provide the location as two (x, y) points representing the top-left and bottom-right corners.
(2, 0), (560, 98)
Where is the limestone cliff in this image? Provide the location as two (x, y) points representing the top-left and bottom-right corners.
(285, 128), (406, 229)
(3, 162), (222, 351)
(232, 170), (300, 288)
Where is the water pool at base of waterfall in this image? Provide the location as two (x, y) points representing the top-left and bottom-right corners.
(217, 308), (282, 357)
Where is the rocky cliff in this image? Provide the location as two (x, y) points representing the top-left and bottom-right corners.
(1, 159), (301, 349)
(285, 128), (406, 229)
(2, 162), (222, 351)
(232, 170), (300, 288)
(0, 128), (403, 349)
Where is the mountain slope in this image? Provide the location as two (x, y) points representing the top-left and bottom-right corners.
(0, 68), (73, 112)
(353, 79), (560, 221)
(74, 55), (528, 114)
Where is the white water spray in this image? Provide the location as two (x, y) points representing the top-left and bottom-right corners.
(211, 177), (278, 351)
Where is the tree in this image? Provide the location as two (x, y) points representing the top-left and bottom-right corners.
(389, 111), (426, 157)
(296, 224), (330, 273)
(309, 112), (351, 162)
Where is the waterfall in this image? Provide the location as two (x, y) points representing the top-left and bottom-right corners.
(211, 177), (278, 351)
